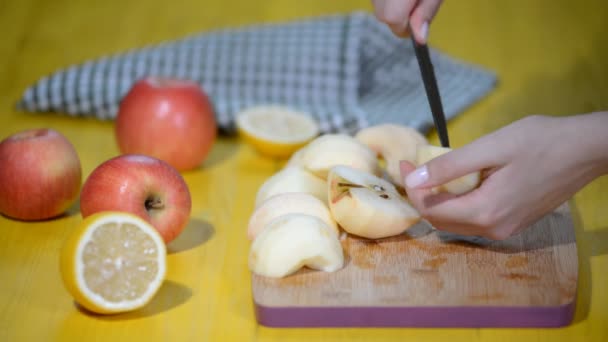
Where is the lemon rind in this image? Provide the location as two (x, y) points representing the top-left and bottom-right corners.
(74, 213), (167, 312)
(235, 105), (320, 144)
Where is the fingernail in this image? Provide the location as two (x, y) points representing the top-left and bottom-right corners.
(405, 165), (429, 188)
(419, 21), (429, 43)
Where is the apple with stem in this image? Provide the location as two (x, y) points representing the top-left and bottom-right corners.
(115, 77), (217, 172)
(328, 165), (420, 239)
(80, 154), (192, 243)
(0, 128), (81, 221)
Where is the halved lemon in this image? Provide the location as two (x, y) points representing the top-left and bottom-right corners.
(59, 211), (167, 314)
(235, 105), (320, 158)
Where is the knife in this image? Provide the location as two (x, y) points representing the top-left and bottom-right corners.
(409, 34), (492, 245)
(410, 35), (450, 148)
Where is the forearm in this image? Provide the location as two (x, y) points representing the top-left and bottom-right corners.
(562, 111), (608, 178)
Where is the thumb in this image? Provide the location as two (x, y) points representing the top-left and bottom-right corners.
(403, 143), (498, 189)
(399, 160), (417, 177)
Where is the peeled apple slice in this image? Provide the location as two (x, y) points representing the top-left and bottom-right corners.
(284, 147), (305, 169)
(248, 214), (344, 278)
(328, 165), (420, 239)
(416, 145), (481, 195)
(355, 124), (428, 187)
(247, 192), (338, 240)
(295, 134), (381, 179)
(255, 166), (327, 208)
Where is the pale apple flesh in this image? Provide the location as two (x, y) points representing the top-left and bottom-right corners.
(296, 134), (381, 179)
(328, 165), (420, 239)
(355, 124), (428, 188)
(248, 214), (344, 278)
(416, 145), (481, 195)
(255, 166), (328, 208)
(80, 154), (192, 244)
(0, 128), (81, 221)
(284, 147), (305, 168)
(247, 192), (338, 240)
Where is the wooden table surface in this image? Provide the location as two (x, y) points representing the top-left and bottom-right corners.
(1, 0), (606, 341)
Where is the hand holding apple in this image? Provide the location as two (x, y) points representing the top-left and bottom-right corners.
(80, 154), (192, 243)
(115, 77), (217, 172)
(0, 128), (81, 221)
(401, 113), (608, 240)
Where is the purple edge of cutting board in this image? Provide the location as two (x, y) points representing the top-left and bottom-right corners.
(253, 299), (576, 328)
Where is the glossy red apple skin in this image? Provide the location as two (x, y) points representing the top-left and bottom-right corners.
(115, 77), (217, 172)
(80, 154), (192, 243)
(0, 128), (82, 221)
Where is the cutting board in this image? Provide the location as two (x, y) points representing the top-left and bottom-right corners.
(251, 203), (578, 328)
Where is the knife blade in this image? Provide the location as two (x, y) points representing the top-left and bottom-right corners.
(410, 36), (450, 148)
(410, 36), (489, 245)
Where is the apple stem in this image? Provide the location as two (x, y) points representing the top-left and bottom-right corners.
(145, 197), (164, 211)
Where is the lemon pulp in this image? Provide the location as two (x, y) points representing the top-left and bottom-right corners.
(235, 105), (320, 158)
(60, 212), (166, 314)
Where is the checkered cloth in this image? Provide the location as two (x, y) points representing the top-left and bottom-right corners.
(16, 12), (497, 134)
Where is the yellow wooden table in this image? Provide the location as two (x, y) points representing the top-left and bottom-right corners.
(1, 0), (606, 340)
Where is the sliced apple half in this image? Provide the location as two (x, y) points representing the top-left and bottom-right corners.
(247, 192), (338, 240)
(255, 166), (327, 208)
(296, 134), (380, 179)
(355, 124), (428, 188)
(248, 213), (344, 278)
(416, 145), (480, 195)
(328, 165), (420, 239)
(284, 147), (305, 168)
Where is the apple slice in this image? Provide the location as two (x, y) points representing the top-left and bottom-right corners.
(248, 213), (344, 278)
(284, 147), (305, 168)
(328, 165), (420, 239)
(355, 124), (428, 188)
(296, 134), (380, 179)
(247, 192), (338, 240)
(416, 145), (480, 195)
(255, 166), (327, 208)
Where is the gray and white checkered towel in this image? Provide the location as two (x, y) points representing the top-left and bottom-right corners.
(16, 11), (497, 134)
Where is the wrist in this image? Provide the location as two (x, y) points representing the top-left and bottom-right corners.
(563, 111), (608, 177)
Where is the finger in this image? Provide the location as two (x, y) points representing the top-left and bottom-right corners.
(372, 0), (407, 36)
(405, 138), (504, 190)
(371, 0), (388, 19)
(407, 186), (484, 224)
(388, 24), (412, 38)
(399, 159), (417, 179)
(401, 160), (487, 225)
(374, 0), (419, 37)
(409, 0), (444, 44)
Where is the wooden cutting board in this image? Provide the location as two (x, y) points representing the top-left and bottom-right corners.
(251, 203), (578, 328)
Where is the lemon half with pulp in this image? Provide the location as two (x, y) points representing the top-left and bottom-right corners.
(235, 105), (320, 158)
(60, 211), (167, 314)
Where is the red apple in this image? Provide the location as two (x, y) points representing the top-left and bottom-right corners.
(80, 154), (192, 243)
(115, 77), (217, 172)
(0, 128), (81, 221)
